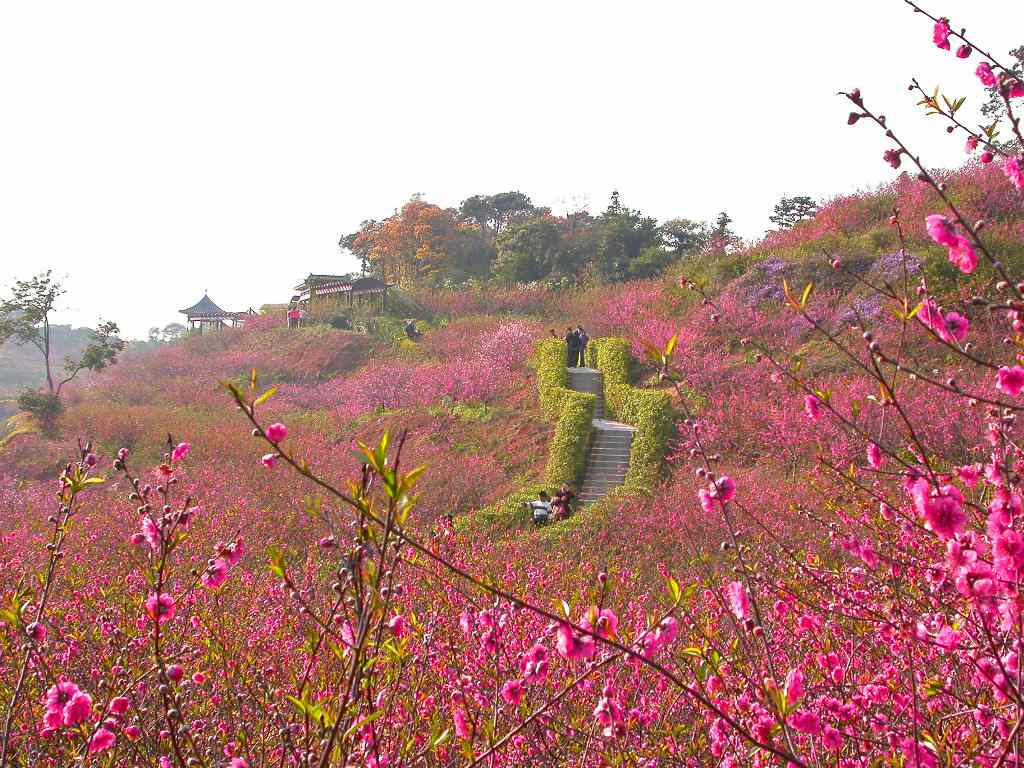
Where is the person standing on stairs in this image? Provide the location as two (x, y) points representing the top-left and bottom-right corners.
(564, 328), (579, 369)
(575, 327), (589, 367)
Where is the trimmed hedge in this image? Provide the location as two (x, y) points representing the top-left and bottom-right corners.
(544, 389), (595, 488)
(591, 337), (673, 491)
(536, 337), (595, 487)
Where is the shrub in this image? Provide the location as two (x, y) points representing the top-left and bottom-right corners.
(592, 337), (673, 490)
(16, 388), (62, 433)
(543, 389), (595, 488)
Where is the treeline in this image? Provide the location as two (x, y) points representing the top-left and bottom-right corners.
(338, 191), (763, 288)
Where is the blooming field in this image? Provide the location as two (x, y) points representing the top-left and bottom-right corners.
(3, 5), (1024, 766)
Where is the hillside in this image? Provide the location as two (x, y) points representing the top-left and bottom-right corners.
(1, 153), (1022, 764)
(0, 324), (95, 396)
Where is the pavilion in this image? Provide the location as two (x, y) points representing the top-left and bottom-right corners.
(292, 274), (389, 313)
(179, 294), (253, 333)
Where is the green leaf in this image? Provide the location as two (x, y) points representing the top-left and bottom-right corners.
(800, 282), (814, 308)
(267, 545), (286, 579)
(253, 385), (278, 407)
(666, 577), (681, 604)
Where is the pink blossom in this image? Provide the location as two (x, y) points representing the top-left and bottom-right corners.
(141, 516), (160, 551)
(726, 581), (750, 621)
(1009, 80), (1024, 98)
(709, 475), (736, 502)
(1004, 156), (1024, 191)
(932, 17), (951, 50)
(822, 725), (844, 750)
(26, 621), (46, 642)
(922, 488), (968, 540)
(229, 760), (249, 768)
(144, 592), (175, 623)
(804, 395), (822, 422)
(171, 441), (191, 462)
(936, 625), (962, 650)
(944, 312), (970, 342)
(109, 696), (130, 715)
(586, 608), (619, 640)
(124, 725), (141, 740)
(926, 214), (958, 247)
(388, 614), (408, 638)
(867, 442), (883, 470)
(956, 44), (972, 59)
(697, 488), (715, 514)
(788, 709), (821, 735)
(981, 151), (994, 164)
(965, 135), (978, 152)
(519, 643), (549, 683)
(63, 691), (93, 726)
(997, 365), (1024, 396)
(452, 707), (471, 739)
(260, 453), (278, 469)
(201, 558), (229, 590)
(784, 668), (805, 704)
(265, 422), (288, 443)
(555, 623), (596, 661)
(976, 62), (998, 88)
(167, 664), (183, 682)
(500, 679), (524, 706)
(87, 727), (116, 754)
(957, 464), (981, 487)
(883, 148), (903, 169)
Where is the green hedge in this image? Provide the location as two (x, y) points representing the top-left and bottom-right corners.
(544, 389), (595, 487)
(591, 337), (673, 491)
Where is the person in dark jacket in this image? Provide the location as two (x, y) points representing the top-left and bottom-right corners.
(575, 327), (589, 367)
(564, 328), (579, 368)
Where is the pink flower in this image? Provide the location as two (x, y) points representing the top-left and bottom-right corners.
(265, 422), (288, 443)
(26, 621), (46, 642)
(1004, 156), (1024, 191)
(585, 608), (619, 640)
(87, 727), (116, 754)
(936, 625), (962, 650)
(976, 62), (998, 88)
(123, 725), (141, 741)
(63, 691), (93, 726)
(784, 668), (805, 704)
(191, 672), (206, 684)
(108, 696), (130, 715)
(201, 558), (229, 590)
(965, 135), (978, 152)
(1009, 80), (1024, 99)
(788, 709), (821, 735)
(697, 488), (715, 514)
(144, 593), (175, 624)
(982, 151), (994, 164)
(519, 643), (549, 683)
(957, 464), (981, 487)
(260, 453), (278, 469)
(141, 516), (160, 552)
(822, 725), (844, 750)
(452, 707), (471, 739)
(923, 489), (968, 540)
(170, 441), (191, 462)
(709, 475), (736, 502)
(726, 581), (750, 621)
(926, 214), (958, 247)
(949, 234), (978, 274)
(945, 312), (970, 342)
(866, 442), (883, 470)
(883, 148), (903, 169)
(997, 365), (1024, 396)
(167, 664), (184, 683)
(221, 537), (245, 566)
(500, 679), (524, 706)
(804, 395), (822, 422)
(555, 623), (596, 661)
(932, 17), (951, 50)
(956, 44), (972, 59)
(229, 760), (249, 768)
(388, 614), (408, 638)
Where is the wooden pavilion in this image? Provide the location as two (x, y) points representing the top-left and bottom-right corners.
(179, 294), (253, 333)
(292, 274), (389, 314)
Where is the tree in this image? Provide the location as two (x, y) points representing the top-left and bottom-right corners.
(458, 192), (536, 241)
(707, 211), (743, 255)
(0, 271), (125, 397)
(595, 191), (661, 282)
(660, 218), (710, 256)
(769, 195), (819, 229)
(493, 218), (562, 284)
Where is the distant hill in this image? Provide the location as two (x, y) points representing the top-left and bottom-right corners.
(0, 324), (95, 396)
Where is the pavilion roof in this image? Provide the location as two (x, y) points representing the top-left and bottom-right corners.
(180, 294), (226, 316)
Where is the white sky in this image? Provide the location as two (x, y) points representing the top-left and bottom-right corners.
(1, 0), (1021, 338)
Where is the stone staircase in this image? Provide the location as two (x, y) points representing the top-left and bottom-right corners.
(567, 367), (635, 504)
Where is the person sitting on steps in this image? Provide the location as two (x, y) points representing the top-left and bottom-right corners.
(564, 327), (579, 368)
(551, 484), (576, 520)
(405, 319), (422, 341)
(525, 491), (552, 525)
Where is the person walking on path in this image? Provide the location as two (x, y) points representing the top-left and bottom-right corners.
(564, 327), (579, 368)
(575, 326), (589, 367)
(287, 305), (301, 329)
